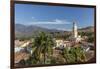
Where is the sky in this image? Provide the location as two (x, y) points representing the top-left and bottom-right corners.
(15, 4), (94, 31)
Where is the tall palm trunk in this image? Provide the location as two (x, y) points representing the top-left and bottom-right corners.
(44, 52), (46, 64)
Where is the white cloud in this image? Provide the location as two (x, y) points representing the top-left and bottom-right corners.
(56, 28), (71, 31)
(28, 19), (72, 25)
(32, 16), (35, 19)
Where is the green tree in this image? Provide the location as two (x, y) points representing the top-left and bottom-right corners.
(87, 35), (94, 43)
(30, 32), (55, 64)
(62, 46), (86, 63)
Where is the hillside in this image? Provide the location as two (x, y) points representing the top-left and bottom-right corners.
(15, 24), (94, 38)
(15, 24), (68, 38)
(78, 26), (94, 32)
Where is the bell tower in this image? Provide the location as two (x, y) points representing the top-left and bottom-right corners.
(73, 21), (78, 38)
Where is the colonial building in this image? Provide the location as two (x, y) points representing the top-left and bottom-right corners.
(55, 21), (82, 49)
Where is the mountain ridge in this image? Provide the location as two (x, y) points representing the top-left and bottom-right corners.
(15, 24), (94, 38)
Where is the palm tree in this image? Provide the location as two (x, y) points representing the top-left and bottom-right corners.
(74, 46), (86, 62)
(31, 32), (55, 64)
(62, 47), (76, 63)
(43, 34), (55, 64)
(40, 32), (55, 64)
(62, 46), (86, 63)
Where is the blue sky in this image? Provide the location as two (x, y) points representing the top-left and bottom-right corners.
(15, 4), (94, 31)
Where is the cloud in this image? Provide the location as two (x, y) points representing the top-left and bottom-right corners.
(28, 19), (72, 25)
(32, 16), (35, 19)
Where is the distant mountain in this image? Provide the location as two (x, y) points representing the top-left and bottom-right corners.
(15, 24), (94, 38)
(78, 26), (94, 32)
(15, 24), (68, 38)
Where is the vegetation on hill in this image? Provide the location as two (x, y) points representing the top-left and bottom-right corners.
(15, 25), (95, 66)
(62, 46), (86, 63)
(16, 32), (88, 66)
